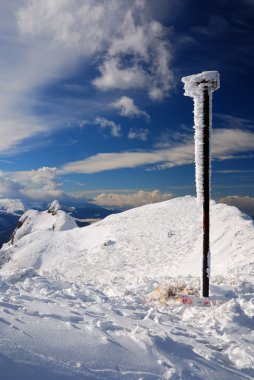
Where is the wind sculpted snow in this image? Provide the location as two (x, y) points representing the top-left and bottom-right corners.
(0, 196), (253, 379)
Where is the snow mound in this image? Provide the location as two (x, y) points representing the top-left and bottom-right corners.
(7, 204), (77, 245)
(0, 196), (253, 292)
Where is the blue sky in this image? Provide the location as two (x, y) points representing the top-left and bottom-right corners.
(0, 0), (254, 209)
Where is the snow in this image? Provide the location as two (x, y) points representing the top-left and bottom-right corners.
(9, 207), (77, 245)
(0, 196), (253, 379)
(182, 71), (220, 98)
(48, 199), (61, 212)
(182, 71), (220, 202)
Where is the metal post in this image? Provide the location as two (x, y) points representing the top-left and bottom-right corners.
(182, 71), (220, 298)
(202, 86), (210, 297)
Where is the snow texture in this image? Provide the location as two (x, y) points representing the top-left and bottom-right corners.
(0, 196), (253, 379)
(182, 71), (220, 203)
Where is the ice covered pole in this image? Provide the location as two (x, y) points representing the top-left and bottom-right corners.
(182, 71), (220, 297)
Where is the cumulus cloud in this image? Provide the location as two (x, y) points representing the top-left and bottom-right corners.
(6, 167), (67, 202)
(60, 128), (254, 174)
(128, 128), (149, 141)
(10, 167), (59, 191)
(111, 96), (150, 120)
(94, 117), (121, 138)
(1, 168), (91, 204)
(219, 196), (254, 218)
(93, 10), (173, 100)
(93, 190), (174, 209)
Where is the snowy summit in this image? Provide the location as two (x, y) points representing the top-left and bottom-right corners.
(0, 196), (253, 379)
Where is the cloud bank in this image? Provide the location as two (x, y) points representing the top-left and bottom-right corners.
(93, 190), (174, 209)
(219, 196), (254, 218)
(1, 170), (174, 209)
(60, 129), (254, 174)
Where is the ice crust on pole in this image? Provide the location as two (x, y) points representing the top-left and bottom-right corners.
(182, 71), (220, 202)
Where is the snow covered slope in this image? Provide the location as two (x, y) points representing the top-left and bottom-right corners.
(0, 196), (253, 379)
(1, 196), (253, 290)
(9, 200), (77, 245)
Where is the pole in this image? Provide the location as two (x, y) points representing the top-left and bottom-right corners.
(202, 86), (210, 297)
(182, 71), (220, 298)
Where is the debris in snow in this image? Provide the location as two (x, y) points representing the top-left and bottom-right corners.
(146, 283), (199, 304)
(103, 239), (116, 247)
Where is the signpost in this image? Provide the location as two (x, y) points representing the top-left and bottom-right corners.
(182, 71), (220, 297)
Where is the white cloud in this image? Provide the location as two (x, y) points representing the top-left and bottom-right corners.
(212, 128), (254, 156)
(93, 11), (173, 100)
(18, 0), (173, 98)
(93, 58), (147, 91)
(128, 128), (149, 141)
(3, 127), (254, 202)
(94, 117), (121, 138)
(60, 150), (170, 174)
(60, 128), (254, 174)
(215, 170), (254, 174)
(219, 196), (254, 218)
(1, 167), (90, 203)
(0, 0), (173, 153)
(0, 175), (23, 199)
(10, 167), (59, 191)
(111, 96), (150, 120)
(8, 167), (68, 202)
(93, 190), (174, 208)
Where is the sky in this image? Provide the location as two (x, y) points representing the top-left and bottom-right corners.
(0, 0), (254, 211)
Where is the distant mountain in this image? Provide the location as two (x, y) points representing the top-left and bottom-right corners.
(0, 212), (21, 248)
(0, 198), (118, 247)
(0, 199), (25, 248)
(60, 203), (118, 226)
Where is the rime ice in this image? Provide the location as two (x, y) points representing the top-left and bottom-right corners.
(182, 71), (220, 298)
(182, 71), (220, 202)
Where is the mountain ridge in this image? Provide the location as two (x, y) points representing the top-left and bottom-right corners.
(1, 196), (253, 292)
